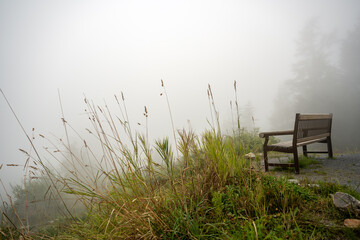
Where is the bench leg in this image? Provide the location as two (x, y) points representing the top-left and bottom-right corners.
(263, 138), (269, 172)
(327, 136), (333, 158)
(293, 149), (300, 174)
(302, 145), (308, 157)
(264, 148), (269, 172)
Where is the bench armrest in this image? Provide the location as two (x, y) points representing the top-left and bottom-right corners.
(259, 130), (294, 138)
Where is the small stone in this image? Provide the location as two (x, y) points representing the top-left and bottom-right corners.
(320, 219), (336, 227)
(245, 152), (256, 160)
(288, 179), (299, 184)
(344, 219), (360, 228)
(307, 184), (320, 188)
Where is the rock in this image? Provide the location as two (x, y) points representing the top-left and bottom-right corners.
(307, 184), (320, 188)
(245, 152), (256, 160)
(344, 219), (360, 228)
(332, 192), (360, 217)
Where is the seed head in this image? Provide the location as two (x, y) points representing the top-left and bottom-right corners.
(7, 164), (20, 167)
(19, 149), (28, 155)
(29, 166), (38, 170)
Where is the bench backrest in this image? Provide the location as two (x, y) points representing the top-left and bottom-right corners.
(293, 113), (333, 146)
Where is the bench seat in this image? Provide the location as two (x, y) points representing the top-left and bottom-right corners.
(259, 113), (333, 174)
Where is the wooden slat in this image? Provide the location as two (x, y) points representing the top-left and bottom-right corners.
(259, 130), (293, 138)
(299, 126), (330, 131)
(298, 114), (333, 120)
(297, 133), (330, 143)
(297, 137), (328, 147)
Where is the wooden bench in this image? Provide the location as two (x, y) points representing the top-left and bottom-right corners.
(259, 113), (333, 174)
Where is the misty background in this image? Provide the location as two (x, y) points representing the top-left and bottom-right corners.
(1, 0), (360, 199)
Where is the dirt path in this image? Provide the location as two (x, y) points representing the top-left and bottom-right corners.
(263, 153), (360, 193)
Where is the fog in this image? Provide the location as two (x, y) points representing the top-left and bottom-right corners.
(1, 1), (359, 199)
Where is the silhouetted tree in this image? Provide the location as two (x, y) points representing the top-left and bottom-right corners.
(272, 20), (337, 122)
(335, 24), (360, 149)
(270, 19), (360, 150)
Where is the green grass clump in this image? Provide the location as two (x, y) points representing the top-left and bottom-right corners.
(295, 156), (320, 169)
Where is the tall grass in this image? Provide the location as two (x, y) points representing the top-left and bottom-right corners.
(1, 84), (359, 239)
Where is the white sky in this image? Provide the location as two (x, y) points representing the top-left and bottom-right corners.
(1, 0), (359, 193)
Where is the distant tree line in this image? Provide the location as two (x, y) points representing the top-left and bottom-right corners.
(271, 19), (360, 150)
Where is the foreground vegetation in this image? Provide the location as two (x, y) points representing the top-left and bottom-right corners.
(2, 128), (359, 239)
(1, 84), (359, 239)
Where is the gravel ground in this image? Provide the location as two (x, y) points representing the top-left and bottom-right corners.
(264, 153), (360, 193)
